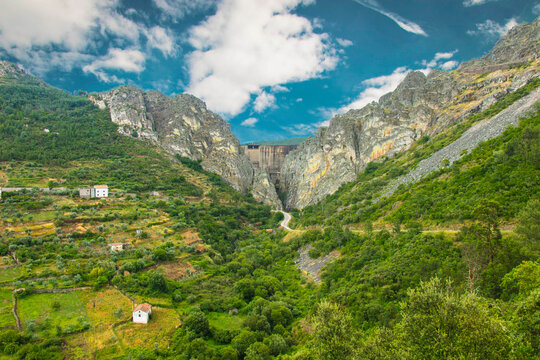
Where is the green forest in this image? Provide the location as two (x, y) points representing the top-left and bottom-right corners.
(0, 70), (538, 359)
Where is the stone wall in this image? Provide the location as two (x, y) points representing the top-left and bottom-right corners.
(240, 145), (298, 188)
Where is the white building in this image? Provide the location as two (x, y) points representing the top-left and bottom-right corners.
(94, 185), (108, 198)
(133, 303), (152, 324)
(79, 185), (109, 198)
(108, 243), (128, 252)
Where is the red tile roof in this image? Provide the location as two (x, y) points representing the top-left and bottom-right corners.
(94, 185), (108, 189)
(134, 303), (152, 313)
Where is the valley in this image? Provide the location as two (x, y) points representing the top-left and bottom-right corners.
(0, 15), (538, 360)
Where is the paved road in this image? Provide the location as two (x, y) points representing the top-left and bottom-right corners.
(277, 210), (292, 230)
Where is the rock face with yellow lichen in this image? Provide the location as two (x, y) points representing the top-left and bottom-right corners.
(281, 18), (540, 210)
(91, 86), (282, 209)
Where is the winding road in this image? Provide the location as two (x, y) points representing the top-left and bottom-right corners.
(274, 210), (292, 230)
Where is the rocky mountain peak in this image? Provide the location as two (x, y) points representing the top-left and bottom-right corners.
(459, 16), (540, 73)
(0, 61), (25, 77)
(91, 86), (282, 209)
(281, 17), (539, 209)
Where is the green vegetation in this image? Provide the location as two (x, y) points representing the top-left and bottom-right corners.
(298, 79), (540, 228)
(0, 67), (538, 359)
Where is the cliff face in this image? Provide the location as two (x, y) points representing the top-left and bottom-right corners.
(281, 18), (540, 209)
(91, 87), (282, 209)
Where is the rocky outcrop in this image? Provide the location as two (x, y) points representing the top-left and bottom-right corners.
(459, 17), (540, 74)
(282, 18), (540, 209)
(382, 86), (540, 199)
(91, 86), (282, 209)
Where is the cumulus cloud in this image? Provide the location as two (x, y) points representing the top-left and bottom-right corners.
(0, 0), (181, 82)
(83, 48), (146, 82)
(145, 26), (177, 57)
(351, 0), (427, 36)
(336, 38), (354, 47)
(253, 91), (277, 113)
(534, 3), (540, 15)
(186, 0), (339, 116)
(467, 18), (519, 38)
(440, 60), (459, 71)
(241, 118), (259, 127)
(339, 67), (411, 113)
(463, 0), (501, 7)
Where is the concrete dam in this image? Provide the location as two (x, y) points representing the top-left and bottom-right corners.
(240, 144), (298, 190)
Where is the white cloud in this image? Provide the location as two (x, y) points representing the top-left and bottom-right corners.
(463, 0), (501, 7)
(83, 48), (146, 82)
(440, 60), (459, 71)
(186, 0), (339, 116)
(241, 118), (259, 127)
(339, 66), (411, 113)
(336, 38), (354, 47)
(145, 26), (177, 57)
(0, 0), (114, 52)
(422, 50), (458, 69)
(152, 0), (217, 21)
(534, 3), (540, 15)
(271, 85), (290, 93)
(0, 0), (180, 82)
(281, 123), (318, 136)
(253, 91), (277, 113)
(352, 0), (427, 36)
(467, 18), (519, 38)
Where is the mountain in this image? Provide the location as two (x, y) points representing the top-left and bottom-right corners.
(90, 87), (282, 209)
(281, 17), (540, 209)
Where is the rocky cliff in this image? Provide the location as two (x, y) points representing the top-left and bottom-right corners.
(91, 87), (282, 209)
(281, 17), (540, 209)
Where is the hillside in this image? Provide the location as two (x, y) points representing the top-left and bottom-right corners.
(281, 17), (540, 210)
(0, 18), (539, 360)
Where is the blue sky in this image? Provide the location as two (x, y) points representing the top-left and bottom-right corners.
(0, 0), (538, 143)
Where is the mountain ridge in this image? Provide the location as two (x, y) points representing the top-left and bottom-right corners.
(280, 17), (540, 209)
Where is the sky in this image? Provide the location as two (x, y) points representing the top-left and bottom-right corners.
(0, 0), (538, 143)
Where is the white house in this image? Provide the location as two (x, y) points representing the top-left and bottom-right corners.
(79, 185), (109, 198)
(108, 243), (128, 252)
(133, 303), (152, 324)
(94, 185), (108, 198)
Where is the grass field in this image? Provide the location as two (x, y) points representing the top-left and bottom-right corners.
(115, 307), (180, 352)
(0, 289), (14, 329)
(0, 267), (21, 283)
(18, 292), (88, 337)
(207, 312), (243, 331)
(74, 288), (132, 358)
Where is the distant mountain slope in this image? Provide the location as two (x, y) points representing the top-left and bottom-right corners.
(91, 86), (282, 209)
(296, 83), (540, 228)
(0, 63), (282, 209)
(282, 17), (540, 210)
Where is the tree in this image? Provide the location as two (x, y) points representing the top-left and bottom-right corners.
(263, 334), (288, 356)
(515, 198), (540, 255)
(148, 272), (167, 293)
(232, 330), (257, 357)
(308, 301), (358, 360)
(514, 288), (540, 355)
(245, 342), (270, 360)
(184, 311), (210, 338)
(396, 278), (512, 359)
